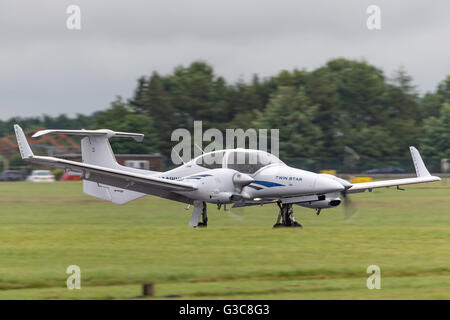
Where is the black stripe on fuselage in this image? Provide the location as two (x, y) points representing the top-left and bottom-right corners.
(247, 185), (263, 190)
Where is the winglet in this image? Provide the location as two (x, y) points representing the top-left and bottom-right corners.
(410, 146), (431, 177)
(14, 125), (34, 159)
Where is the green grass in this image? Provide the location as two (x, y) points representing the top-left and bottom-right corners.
(0, 180), (449, 299)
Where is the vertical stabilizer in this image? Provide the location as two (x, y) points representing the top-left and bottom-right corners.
(80, 136), (146, 204)
(81, 136), (118, 168)
(410, 146), (431, 177)
(14, 125), (34, 159)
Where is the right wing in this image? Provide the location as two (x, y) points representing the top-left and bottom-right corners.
(14, 125), (196, 204)
(347, 146), (440, 194)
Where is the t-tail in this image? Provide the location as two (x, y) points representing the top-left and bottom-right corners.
(14, 125), (157, 204)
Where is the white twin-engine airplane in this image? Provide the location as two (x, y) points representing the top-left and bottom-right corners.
(14, 125), (441, 228)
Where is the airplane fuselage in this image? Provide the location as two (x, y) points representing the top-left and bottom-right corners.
(158, 149), (345, 206)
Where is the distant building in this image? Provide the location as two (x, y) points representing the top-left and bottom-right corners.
(116, 154), (164, 171)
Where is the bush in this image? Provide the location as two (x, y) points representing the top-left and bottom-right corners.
(52, 169), (64, 181)
(9, 153), (26, 167)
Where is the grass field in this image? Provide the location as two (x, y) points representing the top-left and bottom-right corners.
(0, 180), (449, 299)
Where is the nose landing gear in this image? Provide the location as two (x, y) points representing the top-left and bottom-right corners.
(273, 202), (302, 228)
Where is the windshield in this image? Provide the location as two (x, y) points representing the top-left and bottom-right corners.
(226, 150), (282, 174)
(195, 151), (225, 169)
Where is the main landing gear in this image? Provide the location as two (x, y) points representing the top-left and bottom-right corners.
(273, 202), (302, 228)
(189, 201), (208, 228)
(198, 202), (208, 227)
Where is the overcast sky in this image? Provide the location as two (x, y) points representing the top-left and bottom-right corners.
(0, 0), (449, 120)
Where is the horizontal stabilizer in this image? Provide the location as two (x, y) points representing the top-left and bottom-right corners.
(32, 129), (144, 142)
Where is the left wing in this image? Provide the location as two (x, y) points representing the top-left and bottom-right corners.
(347, 146), (440, 194)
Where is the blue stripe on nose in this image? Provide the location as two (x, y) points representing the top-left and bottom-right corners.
(252, 180), (284, 188)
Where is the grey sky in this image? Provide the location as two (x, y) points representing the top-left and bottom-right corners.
(1, 0), (449, 120)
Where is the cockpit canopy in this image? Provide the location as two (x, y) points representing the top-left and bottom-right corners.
(195, 149), (283, 174)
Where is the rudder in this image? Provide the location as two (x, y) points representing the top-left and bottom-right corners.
(80, 135), (146, 204)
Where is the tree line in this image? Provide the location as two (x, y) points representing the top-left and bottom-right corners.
(1, 58), (449, 164)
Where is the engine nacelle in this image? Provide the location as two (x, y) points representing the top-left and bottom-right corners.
(186, 169), (252, 204)
(209, 191), (247, 203)
(297, 197), (341, 209)
(209, 191), (233, 203)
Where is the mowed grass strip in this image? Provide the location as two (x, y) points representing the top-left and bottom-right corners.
(0, 181), (449, 299)
(0, 275), (448, 300)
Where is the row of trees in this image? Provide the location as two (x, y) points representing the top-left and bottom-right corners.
(1, 59), (449, 163)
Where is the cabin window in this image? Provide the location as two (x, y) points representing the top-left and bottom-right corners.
(195, 151), (225, 169)
(227, 151), (277, 174)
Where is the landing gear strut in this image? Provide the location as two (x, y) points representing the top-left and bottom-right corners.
(273, 202), (302, 228)
(198, 202), (208, 227)
(189, 201), (208, 228)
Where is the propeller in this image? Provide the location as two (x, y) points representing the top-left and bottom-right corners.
(203, 170), (253, 220)
(341, 186), (359, 222)
(230, 172), (253, 200)
(321, 173), (359, 222)
(232, 172), (253, 189)
(225, 172), (253, 220)
(226, 203), (246, 221)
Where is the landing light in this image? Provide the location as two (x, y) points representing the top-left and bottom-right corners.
(253, 198), (262, 201)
